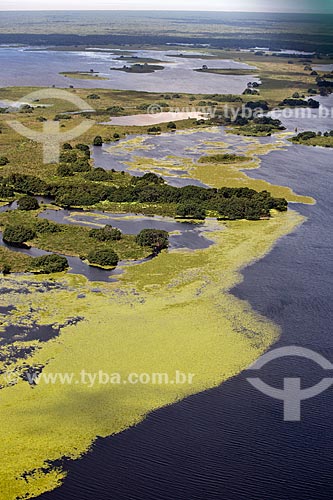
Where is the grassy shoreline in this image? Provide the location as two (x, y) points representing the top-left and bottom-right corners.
(0, 45), (319, 498)
(0, 209), (304, 499)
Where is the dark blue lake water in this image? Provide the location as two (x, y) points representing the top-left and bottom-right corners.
(38, 104), (333, 499)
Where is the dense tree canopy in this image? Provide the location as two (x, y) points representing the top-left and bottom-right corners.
(29, 254), (69, 274)
(176, 203), (206, 219)
(279, 98), (319, 108)
(89, 225), (122, 241)
(4, 170), (288, 221)
(3, 224), (36, 246)
(7, 174), (48, 195)
(17, 196), (40, 211)
(93, 135), (103, 146)
(136, 229), (169, 252)
(87, 248), (119, 267)
(0, 181), (14, 199)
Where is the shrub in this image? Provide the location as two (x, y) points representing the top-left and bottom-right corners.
(57, 164), (73, 177)
(54, 114), (72, 121)
(279, 98), (319, 108)
(89, 225), (122, 241)
(176, 203), (206, 220)
(136, 229), (169, 251)
(87, 248), (119, 267)
(84, 168), (111, 182)
(244, 100), (269, 112)
(17, 195), (40, 211)
(2, 263), (11, 275)
(6, 174), (48, 195)
(35, 219), (61, 234)
(106, 106), (125, 115)
(293, 131), (317, 141)
(75, 143), (90, 153)
(0, 156), (9, 166)
(3, 224), (36, 245)
(136, 172), (165, 185)
(0, 184), (14, 199)
(59, 151), (78, 163)
(93, 135), (103, 146)
(30, 254), (69, 274)
(72, 159), (91, 172)
(147, 126), (161, 134)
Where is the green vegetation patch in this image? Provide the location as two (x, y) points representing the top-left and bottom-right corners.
(0, 210), (304, 499)
(28, 254), (69, 274)
(110, 63), (165, 73)
(194, 68), (258, 76)
(290, 130), (333, 148)
(60, 71), (108, 81)
(198, 153), (251, 164)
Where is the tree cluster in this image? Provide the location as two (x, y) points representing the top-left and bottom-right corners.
(29, 254), (69, 274)
(17, 196), (40, 211)
(89, 225), (122, 241)
(4, 171), (288, 221)
(292, 130), (333, 142)
(87, 248), (119, 268)
(135, 229), (169, 252)
(279, 98), (320, 108)
(3, 224), (36, 246)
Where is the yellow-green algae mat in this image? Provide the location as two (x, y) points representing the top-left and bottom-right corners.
(0, 210), (304, 499)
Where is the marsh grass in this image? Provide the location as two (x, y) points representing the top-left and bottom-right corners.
(0, 210), (304, 499)
(0, 209), (151, 264)
(0, 55), (322, 498)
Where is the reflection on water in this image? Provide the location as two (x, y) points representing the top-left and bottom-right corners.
(0, 47), (258, 94)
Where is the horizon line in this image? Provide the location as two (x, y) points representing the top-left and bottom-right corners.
(0, 9), (331, 14)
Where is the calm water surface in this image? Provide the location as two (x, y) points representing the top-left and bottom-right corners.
(39, 100), (333, 500)
(0, 47), (258, 94)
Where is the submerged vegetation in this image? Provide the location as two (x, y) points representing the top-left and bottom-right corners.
(0, 209), (304, 499)
(0, 27), (328, 498)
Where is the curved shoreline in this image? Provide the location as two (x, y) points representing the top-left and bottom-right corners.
(0, 100), (313, 500)
(0, 208), (304, 499)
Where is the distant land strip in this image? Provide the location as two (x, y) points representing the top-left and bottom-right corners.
(0, 33), (333, 52)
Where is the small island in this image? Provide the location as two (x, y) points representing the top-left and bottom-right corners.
(198, 153), (251, 164)
(195, 67), (258, 76)
(60, 71), (108, 80)
(110, 63), (165, 73)
(114, 55), (164, 64)
(290, 130), (333, 147)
